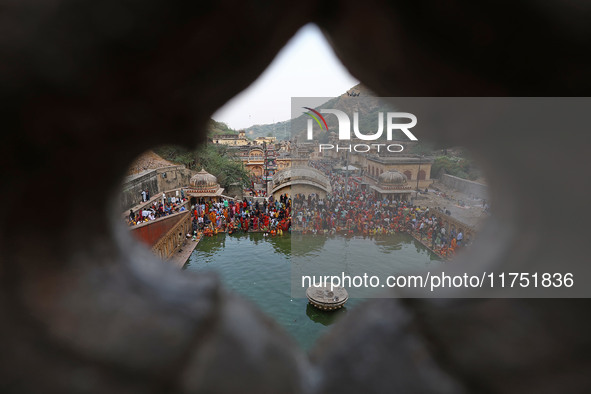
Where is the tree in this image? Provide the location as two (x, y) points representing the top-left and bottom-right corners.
(154, 144), (250, 190)
(431, 155), (480, 181)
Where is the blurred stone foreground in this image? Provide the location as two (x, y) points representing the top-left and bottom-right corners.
(1, 1), (590, 393)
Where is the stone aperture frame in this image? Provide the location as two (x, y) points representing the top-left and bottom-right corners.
(1, 1), (590, 393)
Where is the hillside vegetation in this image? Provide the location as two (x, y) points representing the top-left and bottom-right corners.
(431, 151), (483, 181)
(245, 121), (290, 141)
(222, 86), (485, 183)
(154, 144), (250, 190)
(244, 84), (414, 142)
(208, 119), (238, 136)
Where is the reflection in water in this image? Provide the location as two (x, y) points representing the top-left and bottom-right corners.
(291, 233), (441, 298)
(373, 235), (404, 252)
(290, 233), (328, 257)
(264, 233), (294, 256)
(184, 232), (439, 350)
(305, 303), (348, 326)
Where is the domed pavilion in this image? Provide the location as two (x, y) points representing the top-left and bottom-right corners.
(370, 170), (413, 201)
(186, 168), (225, 203)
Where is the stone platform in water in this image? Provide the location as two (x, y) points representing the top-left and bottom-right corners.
(306, 286), (349, 311)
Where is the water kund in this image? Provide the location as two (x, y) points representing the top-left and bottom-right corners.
(183, 232), (442, 350)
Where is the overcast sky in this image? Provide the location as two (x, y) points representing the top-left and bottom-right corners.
(212, 24), (359, 130)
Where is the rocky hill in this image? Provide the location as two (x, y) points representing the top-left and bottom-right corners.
(208, 119), (238, 136)
(127, 150), (176, 175)
(244, 121), (291, 141)
(244, 84), (398, 141)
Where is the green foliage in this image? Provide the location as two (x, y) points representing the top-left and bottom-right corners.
(431, 155), (480, 181)
(208, 119), (238, 136)
(155, 145), (196, 168)
(154, 144), (250, 190)
(408, 140), (437, 155)
(246, 121), (290, 141)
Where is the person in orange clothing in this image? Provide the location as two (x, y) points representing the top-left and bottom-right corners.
(449, 237), (457, 255)
(253, 215), (259, 230)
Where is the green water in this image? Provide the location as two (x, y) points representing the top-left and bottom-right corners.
(183, 232), (441, 350)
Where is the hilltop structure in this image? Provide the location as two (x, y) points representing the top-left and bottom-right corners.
(211, 130), (249, 146)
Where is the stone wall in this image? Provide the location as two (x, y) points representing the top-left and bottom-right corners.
(155, 166), (193, 193)
(429, 210), (477, 244)
(120, 165), (193, 210)
(441, 174), (488, 200)
(130, 211), (187, 247)
(151, 211), (192, 260)
(120, 170), (160, 210)
(226, 183), (244, 200)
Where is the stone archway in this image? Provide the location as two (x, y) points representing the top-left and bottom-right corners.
(251, 165), (263, 177)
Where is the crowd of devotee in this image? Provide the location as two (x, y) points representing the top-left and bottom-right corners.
(127, 162), (471, 258)
(293, 160), (469, 258)
(188, 195), (292, 238)
(127, 191), (188, 226)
